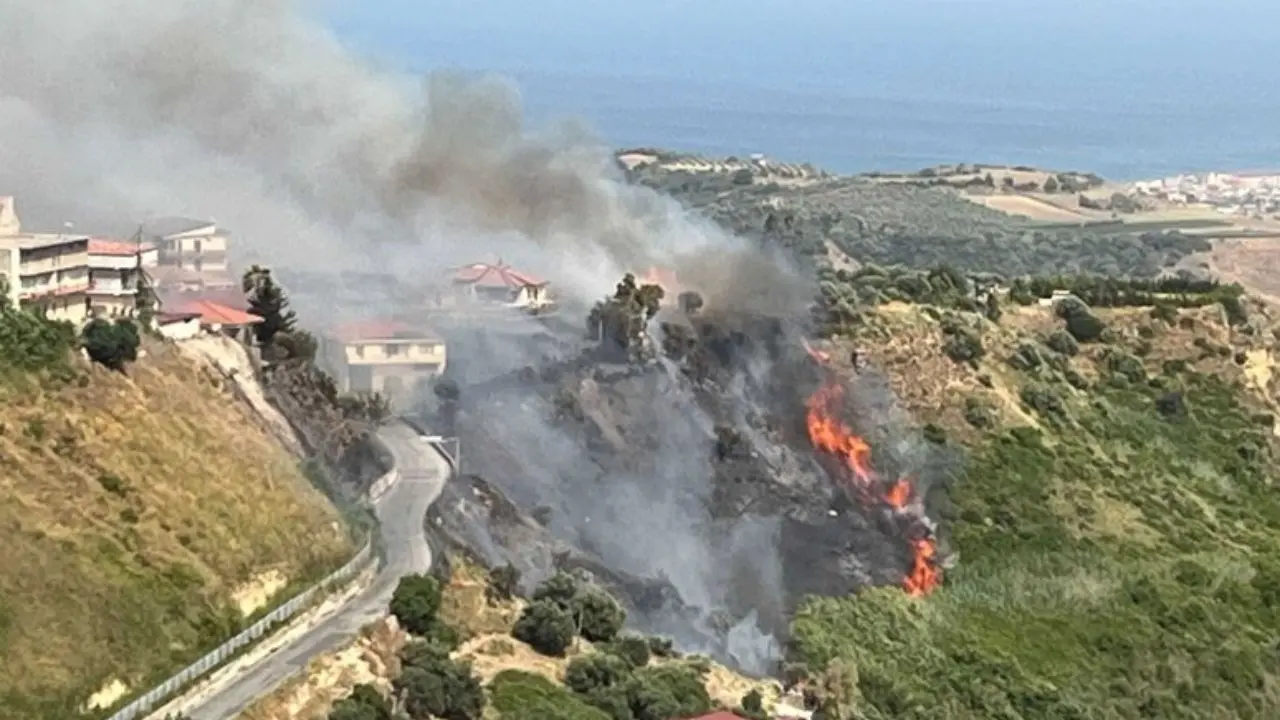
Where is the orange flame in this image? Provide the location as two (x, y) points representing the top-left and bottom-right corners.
(803, 345), (942, 597)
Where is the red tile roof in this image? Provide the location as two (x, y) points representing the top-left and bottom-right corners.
(452, 261), (546, 288)
(165, 299), (262, 326)
(89, 238), (155, 256)
(332, 320), (441, 344)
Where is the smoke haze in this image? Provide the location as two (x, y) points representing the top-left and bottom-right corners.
(0, 0), (806, 314)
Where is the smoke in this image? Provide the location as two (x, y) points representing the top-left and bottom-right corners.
(0, 0), (821, 670)
(0, 0), (794, 316)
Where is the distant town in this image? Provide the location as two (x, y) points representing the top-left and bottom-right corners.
(1127, 172), (1280, 218)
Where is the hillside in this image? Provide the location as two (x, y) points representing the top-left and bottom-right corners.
(0, 312), (353, 719)
(791, 278), (1280, 718)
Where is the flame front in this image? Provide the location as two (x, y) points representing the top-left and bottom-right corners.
(803, 350), (943, 597)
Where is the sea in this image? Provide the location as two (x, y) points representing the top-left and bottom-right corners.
(326, 0), (1280, 182)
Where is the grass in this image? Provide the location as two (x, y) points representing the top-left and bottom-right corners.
(791, 300), (1280, 719)
(0, 340), (352, 719)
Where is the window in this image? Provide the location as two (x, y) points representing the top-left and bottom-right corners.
(355, 345), (365, 358)
(385, 343), (402, 357)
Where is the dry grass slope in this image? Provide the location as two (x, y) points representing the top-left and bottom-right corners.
(0, 341), (352, 717)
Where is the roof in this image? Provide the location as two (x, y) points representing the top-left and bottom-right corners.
(332, 319), (442, 344)
(452, 261), (547, 288)
(0, 233), (89, 251)
(141, 217), (218, 238)
(89, 238), (155, 256)
(156, 310), (201, 324)
(164, 298), (262, 326)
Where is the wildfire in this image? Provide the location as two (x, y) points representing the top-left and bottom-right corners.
(639, 266), (680, 293)
(802, 342), (943, 597)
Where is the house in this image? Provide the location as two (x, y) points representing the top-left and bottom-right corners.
(142, 216), (230, 275)
(447, 260), (551, 310)
(323, 320), (447, 405)
(159, 297), (261, 344)
(85, 238), (159, 319)
(0, 198), (93, 323)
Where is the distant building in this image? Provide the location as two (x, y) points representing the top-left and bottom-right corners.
(0, 197), (94, 323)
(159, 296), (262, 345)
(323, 320), (448, 405)
(86, 238), (158, 319)
(142, 217), (232, 294)
(446, 260), (551, 310)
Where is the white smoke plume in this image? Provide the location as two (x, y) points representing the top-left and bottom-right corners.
(0, 0), (785, 312)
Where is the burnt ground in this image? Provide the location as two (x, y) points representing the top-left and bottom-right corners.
(417, 306), (958, 673)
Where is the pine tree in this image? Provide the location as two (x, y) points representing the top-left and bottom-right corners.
(242, 265), (296, 348)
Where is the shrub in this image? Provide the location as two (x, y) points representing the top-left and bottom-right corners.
(572, 587), (626, 643)
(490, 670), (610, 720)
(396, 662), (484, 720)
(1064, 310), (1106, 343)
(513, 600), (576, 656)
(604, 634), (652, 668)
(81, 318), (140, 371)
(629, 665), (713, 720)
(565, 653), (632, 696)
(329, 684), (393, 720)
(1044, 329), (1079, 356)
(487, 563), (522, 603)
(739, 688), (767, 720)
(532, 572), (580, 611)
(389, 574), (442, 636)
(646, 635), (677, 658)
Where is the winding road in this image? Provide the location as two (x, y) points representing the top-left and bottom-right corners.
(172, 423), (449, 720)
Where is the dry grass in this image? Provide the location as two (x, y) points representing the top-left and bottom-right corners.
(972, 194), (1089, 221)
(0, 341), (351, 716)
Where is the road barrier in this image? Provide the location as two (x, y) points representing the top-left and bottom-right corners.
(106, 465), (398, 720)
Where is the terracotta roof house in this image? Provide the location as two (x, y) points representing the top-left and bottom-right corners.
(321, 319), (447, 408)
(449, 260), (551, 310)
(159, 296), (261, 345)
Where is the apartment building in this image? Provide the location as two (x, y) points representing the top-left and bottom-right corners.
(142, 216), (232, 291)
(324, 320), (447, 406)
(86, 238), (159, 318)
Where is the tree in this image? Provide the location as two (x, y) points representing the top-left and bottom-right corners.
(389, 574), (442, 636)
(983, 292), (1002, 323)
(329, 684), (393, 720)
(532, 572), (580, 611)
(396, 663), (484, 720)
(242, 265), (296, 349)
(572, 587), (626, 643)
(81, 318), (140, 371)
(513, 600), (576, 657)
(565, 653), (632, 696)
(739, 688), (768, 720)
(587, 274), (665, 358)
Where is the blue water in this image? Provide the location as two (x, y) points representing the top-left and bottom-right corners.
(326, 0), (1280, 181)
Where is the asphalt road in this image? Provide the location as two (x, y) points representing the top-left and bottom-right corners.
(179, 423), (448, 720)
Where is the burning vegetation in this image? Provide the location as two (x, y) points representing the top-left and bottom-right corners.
(801, 340), (943, 597)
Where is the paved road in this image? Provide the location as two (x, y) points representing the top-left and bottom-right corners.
(179, 423), (449, 720)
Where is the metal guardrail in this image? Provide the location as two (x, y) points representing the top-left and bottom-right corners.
(105, 466), (399, 720)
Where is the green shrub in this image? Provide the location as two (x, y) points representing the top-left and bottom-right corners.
(389, 574), (442, 636)
(395, 640), (484, 720)
(489, 670), (610, 720)
(1044, 329), (1079, 356)
(81, 318), (140, 371)
(572, 588), (626, 643)
(329, 684), (393, 720)
(603, 634), (652, 668)
(565, 653), (631, 696)
(532, 572), (580, 611)
(513, 600), (576, 657)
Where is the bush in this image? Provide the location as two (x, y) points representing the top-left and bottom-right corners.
(1044, 329), (1079, 356)
(513, 600), (576, 656)
(389, 574), (442, 636)
(489, 670), (610, 720)
(396, 640), (485, 720)
(488, 563), (521, 603)
(532, 572), (580, 611)
(603, 634), (652, 668)
(572, 587), (626, 643)
(1063, 309), (1106, 343)
(565, 653), (632, 696)
(629, 665), (713, 720)
(0, 307), (76, 377)
(329, 684), (393, 720)
(81, 318), (140, 371)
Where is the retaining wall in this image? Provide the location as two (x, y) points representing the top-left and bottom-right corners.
(105, 465), (398, 720)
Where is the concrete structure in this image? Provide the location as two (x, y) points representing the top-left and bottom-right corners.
(86, 238), (159, 319)
(447, 260), (551, 310)
(155, 311), (202, 341)
(143, 217), (230, 273)
(0, 198), (93, 322)
(324, 320), (447, 403)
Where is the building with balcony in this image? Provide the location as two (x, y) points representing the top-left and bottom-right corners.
(142, 216), (230, 278)
(0, 233), (92, 322)
(86, 238), (159, 319)
(323, 320), (447, 406)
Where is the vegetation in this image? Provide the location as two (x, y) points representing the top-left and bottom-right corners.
(394, 640), (484, 720)
(329, 684), (395, 720)
(630, 163), (1209, 278)
(81, 317), (141, 371)
(0, 303), (350, 719)
(489, 671), (611, 720)
(389, 574), (443, 637)
(586, 273), (665, 359)
(512, 600), (576, 657)
(789, 291), (1280, 719)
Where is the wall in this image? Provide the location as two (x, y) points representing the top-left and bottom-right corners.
(343, 339), (446, 366)
(104, 464), (400, 720)
(158, 318), (201, 341)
